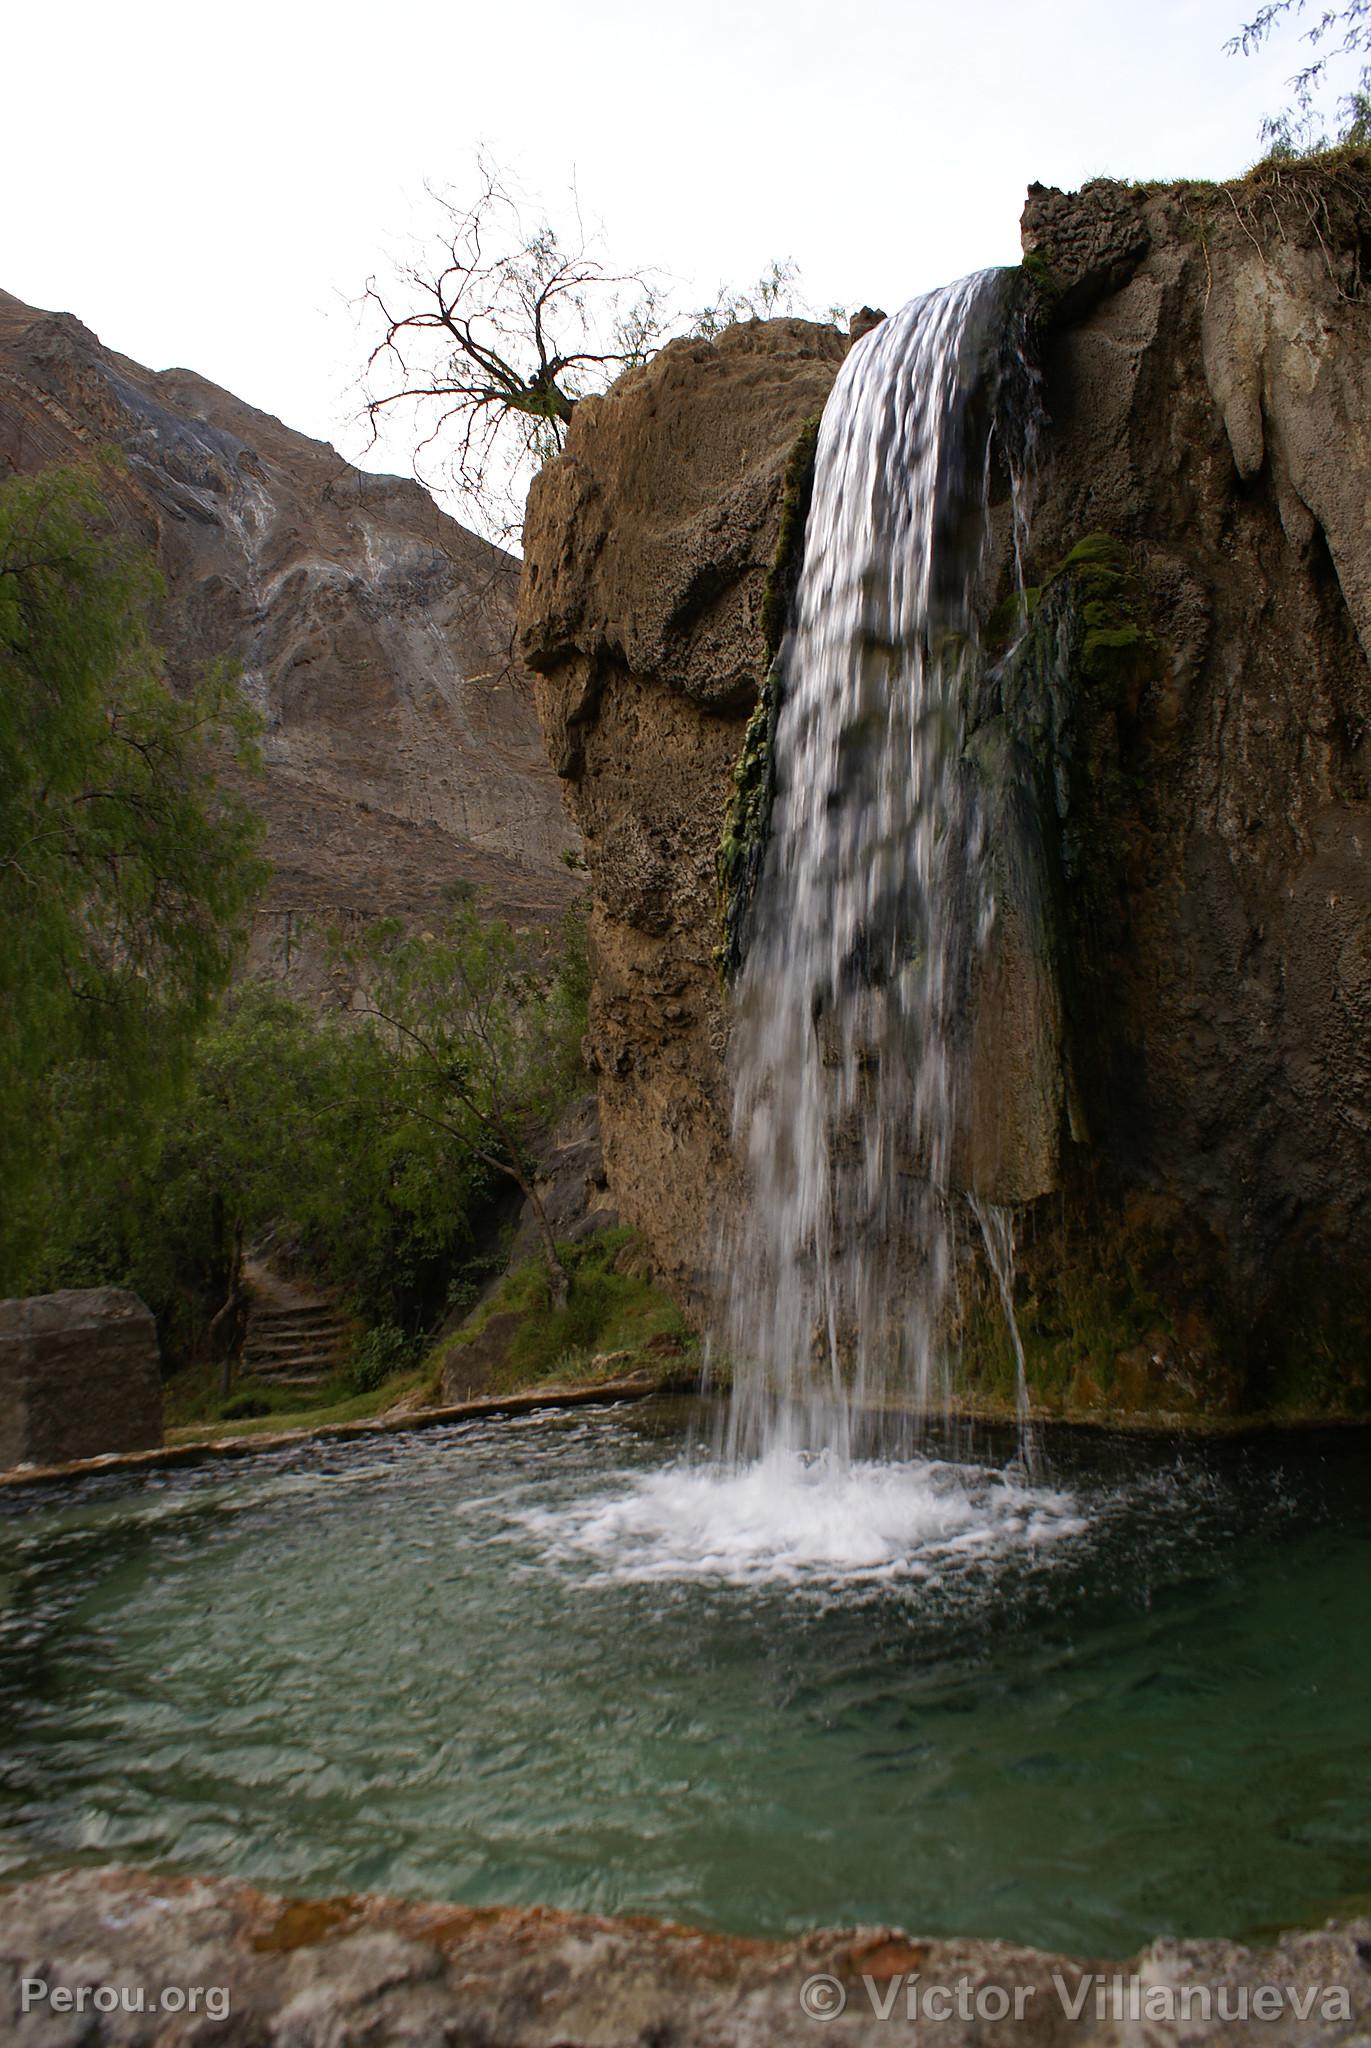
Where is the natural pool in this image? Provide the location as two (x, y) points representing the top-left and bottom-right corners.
(1, 1402), (1368, 1957)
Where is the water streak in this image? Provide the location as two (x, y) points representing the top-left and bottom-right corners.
(719, 270), (1035, 1461)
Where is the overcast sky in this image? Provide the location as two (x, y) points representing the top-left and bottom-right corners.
(4, 0), (1319, 504)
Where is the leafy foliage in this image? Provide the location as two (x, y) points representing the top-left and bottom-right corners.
(686, 258), (840, 340)
(0, 464), (267, 1291)
(342, 900), (590, 1299)
(47, 979), (496, 1353)
(1230, 1), (1371, 151)
(32, 895), (590, 1360)
(344, 1324), (418, 1397)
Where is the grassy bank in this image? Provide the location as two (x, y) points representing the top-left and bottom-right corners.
(162, 1229), (697, 1447)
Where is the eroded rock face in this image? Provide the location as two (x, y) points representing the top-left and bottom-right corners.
(1018, 169), (1371, 1395)
(521, 171), (1371, 1410)
(0, 288), (581, 993)
(0, 1291), (160, 1470)
(519, 320), (847, 1303)
(2, 1866), (1368, 2046)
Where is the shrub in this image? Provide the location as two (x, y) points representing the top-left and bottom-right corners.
(344, 1324), (415, 1397)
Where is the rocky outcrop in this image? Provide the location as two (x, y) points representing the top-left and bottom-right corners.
(507, 1092), (617, 1265)
(519, 320), (847, 1304)
(0, 1291), (160, 1470)
(520, 159), (1371, 1414)
(2, 1866), (1368, 2044)
(0, 288), (581, 995)
(1012, 161), (1371, 1407)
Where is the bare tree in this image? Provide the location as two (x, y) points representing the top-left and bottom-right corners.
(360, 158), (845, 543)
(361, 156), (669, 542)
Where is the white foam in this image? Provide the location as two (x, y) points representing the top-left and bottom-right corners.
(521, 1450), (1089, 1590)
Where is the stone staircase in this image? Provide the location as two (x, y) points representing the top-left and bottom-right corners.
(239, 1261), (351, 1391)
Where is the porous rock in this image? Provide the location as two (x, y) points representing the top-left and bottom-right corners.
(1, 1866), (1368, 2045)
(0, 1290), (161, 1469)
(519, 319), (847, 1307)
(520, 166), (1371, 1408)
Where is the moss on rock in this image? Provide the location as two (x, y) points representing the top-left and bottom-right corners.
(431, 1228), (693, 1396)
(716, 414), (822, 979)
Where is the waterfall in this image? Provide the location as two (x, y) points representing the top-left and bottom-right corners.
(719, 269), (1038, 1465)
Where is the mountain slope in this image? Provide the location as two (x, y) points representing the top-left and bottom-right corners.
(0, 287), (581, 979)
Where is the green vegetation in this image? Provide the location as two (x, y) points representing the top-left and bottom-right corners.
(1229, 1), (1371, 156)
(158, 1227), (690, 1444)
(32, 978), (492, 1359)
(716, 414), (821, 978)
(1027, 533), (1158, 689)
(41, 904), (590, 1369)
(957, 1194), (1246, 1423)
(434, 1228), (691, 1394)
(339, 901), (590, 1303)
(758, 415), (822, 667)
(0, 464), (267, 1294)
(989, 531), (1162, 858)
(961, 1234), (1179, 1414)
(162, 1351), (439, 1442)
(0, 464), (601, 1426)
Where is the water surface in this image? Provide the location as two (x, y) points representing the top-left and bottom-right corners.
(1, 1404), (1367, 1955)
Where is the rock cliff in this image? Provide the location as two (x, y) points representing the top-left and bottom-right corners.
(0, 288), (581, 992)
(520, 320), (846, 1308)
(520, 156), (1371, 1418)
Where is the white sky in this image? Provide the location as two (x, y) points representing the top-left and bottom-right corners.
(2, 0), (1325, 506)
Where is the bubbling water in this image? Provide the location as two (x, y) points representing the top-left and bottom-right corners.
(520, 1449), (1086, 1590)
(719, 271), (1037, 1462)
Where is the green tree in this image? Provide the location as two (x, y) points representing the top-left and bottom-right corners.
(1230, 2), (1371, 151)
(344, 902), (589, 1305)
(51, 979), (496, 1368)
(0, 463), (268, 1290)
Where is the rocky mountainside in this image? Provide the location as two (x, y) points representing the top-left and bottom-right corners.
(519, 157), (1371, 1419)
(0, 287), (581, 987)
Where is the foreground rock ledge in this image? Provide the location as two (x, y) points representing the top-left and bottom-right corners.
(1, 1869), (1368, 2044)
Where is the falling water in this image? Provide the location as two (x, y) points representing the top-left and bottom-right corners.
(720, 270), (1037, 1464)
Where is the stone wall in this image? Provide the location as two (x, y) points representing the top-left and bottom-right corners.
(0, 1290), (162, 1469)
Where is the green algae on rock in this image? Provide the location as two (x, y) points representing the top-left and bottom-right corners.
(716, 414), (821, 980)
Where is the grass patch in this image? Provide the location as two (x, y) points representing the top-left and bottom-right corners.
(162, 1354), (440, 1445)
(162, 1230), (693, 1446)
(433, 1228), (693, 1393)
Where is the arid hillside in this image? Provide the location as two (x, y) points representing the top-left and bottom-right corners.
(0, 287), (582, 986)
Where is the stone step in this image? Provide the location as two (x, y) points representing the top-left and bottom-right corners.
(241, 1314), (349, 1386)
(245, 1310), (344, 1336)
(242, 1376), (334, 1392)
(246, 1318), (350, 1351)
(240, 1359), (340, 1376)
(242, 1360), (339, 1379)
(242, 1351), (344, 1368)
